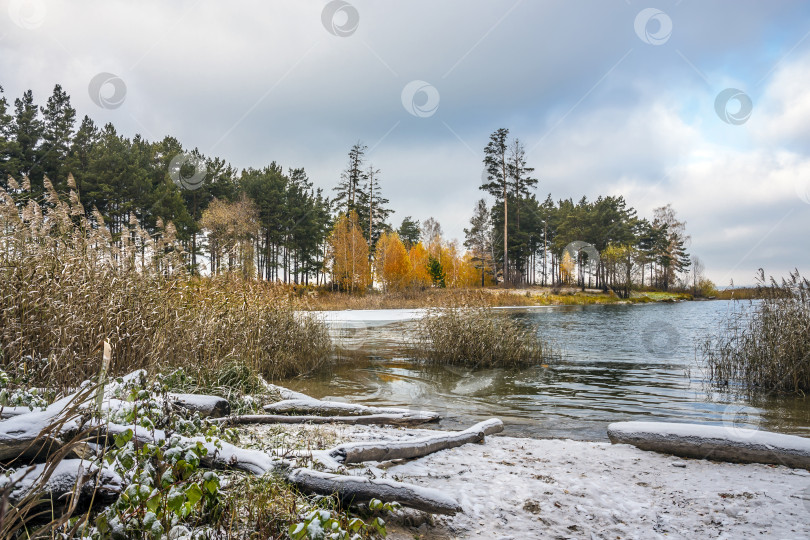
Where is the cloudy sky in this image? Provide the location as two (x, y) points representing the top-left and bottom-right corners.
(2, 0), (810, 285)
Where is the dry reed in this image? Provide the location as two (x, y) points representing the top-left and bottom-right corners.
(410, 305), (554, 369)
(0, 177), (332, 392)
(702, 269), (810, 393)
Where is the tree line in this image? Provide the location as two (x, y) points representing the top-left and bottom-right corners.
(0, 84), (335, 284)
(0, 84), (703, 293)
(468, 128), (698, 294)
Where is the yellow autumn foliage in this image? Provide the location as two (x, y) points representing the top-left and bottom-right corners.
(328, 210), (370, 293)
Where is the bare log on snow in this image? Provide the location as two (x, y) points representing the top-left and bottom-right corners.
(330, 418), (504, 465)
(168, 393), (230, 418)
(0, 394), (85, 463)
(259, 382), (441, 424)
(259, 378), (312, 401)
(214, 412), (439, 427)
(103, 422), (462, 514)
(263, 399), (440, 422)
(1, 459), (122, 512)
(2, 372), (498, 517)
(285, 468), (462, 515)
(607, 421), (810, 469)
(0, 406), (40, 419)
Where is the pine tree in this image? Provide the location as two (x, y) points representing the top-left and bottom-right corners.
(8, 90), (43, 191)
(0, 86), (13, 190)
(507, 138), (537, 196)
(357, 164), (392, 250)
(397, 216), (420, 249)
(652, 204), (691, 290)
(38, 84), (76, 190)
(427, 255), (446, 288)
(464, 199), (494, 286)
(64, 116), (99, 193)
(241, 164), (288, 280)
(333, 142), (367, 216)
(481, 128), (510, 283)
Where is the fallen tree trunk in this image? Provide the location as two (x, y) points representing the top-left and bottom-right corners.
(168, 393), (230, 418)
(263, 398), (439, 421)
(102, 422), (463, 514)
(4, 373), (496, 517)
(607, 421), (810, 469)
(259, 379), (312, 401)
(331, 418), (504, 464)
(0, 406), (40, 419)
(0, 459), (122, 512)
(0, 394), (85, 463)
(214, 412), (438, 427)
(285, 468), (462, 515)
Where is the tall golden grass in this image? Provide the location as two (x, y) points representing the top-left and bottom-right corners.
(0, 177), (332, 391)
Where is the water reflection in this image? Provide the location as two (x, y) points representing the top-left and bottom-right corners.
(288, 301), (809, 441)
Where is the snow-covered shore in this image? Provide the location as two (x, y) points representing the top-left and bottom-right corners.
(255, 423), (810, 539)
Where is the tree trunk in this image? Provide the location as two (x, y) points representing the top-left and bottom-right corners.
(330, 419), (503, 464)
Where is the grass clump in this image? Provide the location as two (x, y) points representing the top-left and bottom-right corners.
(411, 306), (554, 369)
(0, 179), (332, 392)
(702, 269), (810, 394)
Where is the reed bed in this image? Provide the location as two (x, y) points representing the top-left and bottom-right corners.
(702, 270), (810, 394)
(0, 178), (332, 392)
(410, 305), (554, 369)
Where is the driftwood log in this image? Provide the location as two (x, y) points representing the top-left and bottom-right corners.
(264, 398), (429, 417)
(607, 421), (810, 469)
(215, 412), (438, 427)
(0, 459), (122, 512)
(0, 406), (39, 419)
(286, 468), (462, 514)
(102, 421), (475, 514)
(330, 418), (504, 464)
(168, 393), (231, 418)
(1, 371), (502, 516)
(0, 394), (85, 463)
(260, 379), (311, 401)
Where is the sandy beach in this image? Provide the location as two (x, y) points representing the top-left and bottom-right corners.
(250, 423), (810, 539)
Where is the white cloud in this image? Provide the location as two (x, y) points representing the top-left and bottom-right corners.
(1, 0), (809, 285)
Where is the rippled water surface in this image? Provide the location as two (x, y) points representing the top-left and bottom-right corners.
(285, 301), (809, 441)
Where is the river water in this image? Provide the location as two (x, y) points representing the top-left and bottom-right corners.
(286, 300), (810, 441)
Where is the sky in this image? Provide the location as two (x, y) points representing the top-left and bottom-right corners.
(2, 0), (810, 286)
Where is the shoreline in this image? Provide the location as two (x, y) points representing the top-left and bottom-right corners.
(295, 286), (703, 311)
(246, 422), (810, 539)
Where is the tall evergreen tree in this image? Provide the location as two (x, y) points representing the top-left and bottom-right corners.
(397, 216), (420, 249)
(64, 115), (99, 191)
(464, 199), (494, 286)
(652, 204), (691, 289)
(8, 90), (43, 191)
(241, 163), (288, 280)
(357, 164), (392, 251)
(38, 84), (76, 189)
(481, 128), (510, 283)
(507, 138), (537, 205)
(0, 86), (12, 190)
(333, 142), (367, 216)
